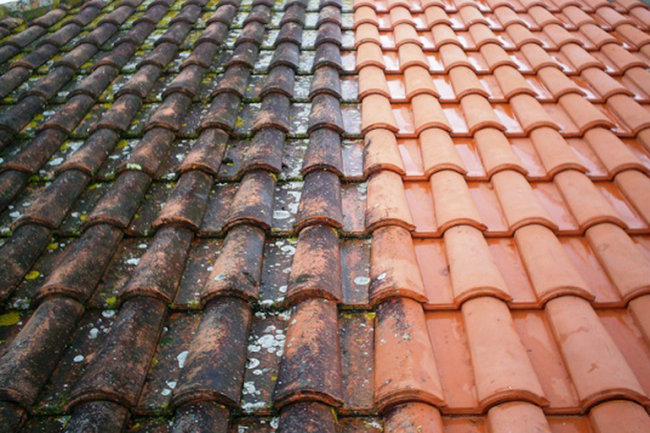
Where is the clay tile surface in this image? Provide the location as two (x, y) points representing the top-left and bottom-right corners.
(2, 0), (650, 429)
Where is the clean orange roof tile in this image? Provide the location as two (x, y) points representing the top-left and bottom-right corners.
(359, 64), (390, 99)
(432, 23), (462, 47)
(462, 296), (548, 410)
(394, 22), (422, 46)
(585, 128), (647, 176)
(492, 169), (557, 231)
(459, 5), (488, 26)
(439, 43), (473, 70)
(460, 94), (506, 135)
(515, 224), (592, 303)
(581, 67), (634, 100)
(430, 170), (486, 232)
(580, 22), (621, 48)
(589, 400), (650, 432)
(403, 65), (439, 99)
(555, 169), (626, 230)
(510, 94), (560, 134)
(389, 5), (414, 26)
(493, 65), (535, 99)
(449, 65), (488, 99)
(586, 223), (650, 302)
(520, 42), (560, 71)
(444, 225), (511, 303)
(529, 5), (562, 26)
(397, 42), (429, 70)
(538, 66), (585, 100)
(615, 169), (650, 225)
(362, 94), (399, 133)
(412, 93), (452, 134)
(480, 43), (518, 71)
(487, 402), (550, 432)
(357, 41), (386, 69)
(601, 42), (646, 72)
(529, 127), (587, 176)
(607, 94), (650, 134)
(474, 128), (526, 176)
(468, 23), (500, 48)
(423, 5), (451, 28)
(420, 127), (467, 175)
(546, 295), (649, 409)
(355, 22), (382, 47)
(354, 5), (379, 27)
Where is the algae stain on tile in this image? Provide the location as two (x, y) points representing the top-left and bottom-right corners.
(0, 312), (21, 326)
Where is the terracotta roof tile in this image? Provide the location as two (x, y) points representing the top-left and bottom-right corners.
(274, 298), (343, 408)
(445, 224), (510, 302)
(370, 225), (427, 303)
(546, 295), (649, 409)
(375, 297), (444, 410)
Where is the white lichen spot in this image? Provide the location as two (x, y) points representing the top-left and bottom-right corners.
(126, 258), (140, 266)
(177, 350), (189, 369)
(241, 401), (266, 413)
(242, 382), (258, 395)
(280, 245), (295, 255)
(88, 328), (99, 339)
(273, 210), (290, 220)
(102, 310), (116, 318)
(354, 276), (370, 285)
(73, 355), (84, 363)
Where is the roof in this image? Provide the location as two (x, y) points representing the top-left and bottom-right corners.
(0, 0), (649, 430)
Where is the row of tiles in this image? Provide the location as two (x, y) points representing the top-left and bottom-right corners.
(1, 293), (650, 417)
(355, 4), (650, 32)
(2, 121), (649, 186)
(4, 92), (650, 186)
(6, 60), (650, 109)
(7, 88), (650, 142)
(6, 28), (647, 80)
(352, 20), (650, 53)
(4, 6), (647, 68)
(2, 218), (649, 310)
(5, 42), (648, 96)
(2, 162), (649, 242)
(355, 0), (647, 14)
(363, 94), (650, 138)
(10, 401), (650, 433)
